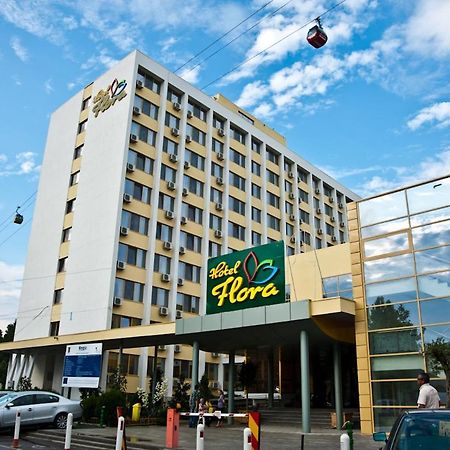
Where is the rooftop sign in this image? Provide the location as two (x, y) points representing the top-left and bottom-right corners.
(206, 241), (285, 314)
(92, 78), (127, 117)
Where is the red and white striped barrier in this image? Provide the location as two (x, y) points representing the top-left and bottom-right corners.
(64, 413), (73, 450)
(12, 410), (21, 448)
(115, 416), (125, 450)
(180, 412), (248, 418)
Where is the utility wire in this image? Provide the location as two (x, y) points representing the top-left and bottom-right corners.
(0, 217), (32, 249)
(0, 198), (35, 236)
(201, 0), (347, 90)
(181, 0), (294, 78)
(175, 0), (275, 73)
(0, 191), (36, 231)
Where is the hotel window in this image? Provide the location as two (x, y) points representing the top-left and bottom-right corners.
(316, 238), (322, 249)
(134, 96), (158, 119)
(228, 222), (245, 241)
(302, 231), (311, 245)
(188, 101), (207, 121)
(53, 289), (63, 305)
(151, 287), (169, 307)
(179, 262), (201, 283)
(167, 87), (182, 103)
(230, 196), (246, 215)
(267, 214), (280, 231)
(252, 183), (261, 199)
(124, 179), (151, 204)
(230, 172), (246, 190)
(131, 121), (156, 146)
(300, 210), (310, 224)
(252, 207), (261, 223)
(160, 164), (176, 182)
(338, 211), (344, 223)
(70, 171), (80, 186)
(81, 97), (90, 111)
(252, 161), (261, 176)
(210, 188), (223, 204)
(284, 160), (292, 172)
(185, 148), (205, 171)
(74, 145), (83, 159)
(313, 177), (320, 191)
(61, 228), (71, 243)
(314, 217), (321, 229)
(49, 321), (60, 337)
(286, 246), (295, 256)
(182, 203), (203, 225)
(211, 162), (223, 178)
(115, 278), (144, 302)
(298, 169), (308, 183)
(209, 214), (222, 230)
(267, 192), (280, 208)
(77, 120), (87, 134)
(209, 241), (221, 258)
(213, 115), (225, 129)
(252, 139), (261, 154)
(165, 112), (180, 129)
(266, 147), (279, 164)
(285, 180), (292, 192)
(128, 149), (154, 174)
(314, 197), (320, 209)
(299, 189), (308, 202)
(177, 293), (200, 314)
(111, 315), (142, 329)
(230, 125), (246, 144)
(324, 184), (332, 197)
(183, 175), (204, 196)
(212, 138), (224, 153)
(163, 137), (178, 155)
(137, 68), (161, 93)
(118, 243), (146, 268)
(66, 199), (75, 214)
(180, 231), (202, 253)
(147, 356), (166, 378)
(121, 211), (149, 235)
(57, 257), (67, 273)
(323, 274), (353, 299)
(325, 204), (333, 216)
(156, 222), (173, 241)
(154, 254), (171, 273)
(238, 110), (254, 124)
(186, 124), (206, 146)
(339, 230), (345, 242)
(230, 148), (246, 167)
(252, 231), (261, 246)
(285, 202), (293, 215)
(267, 169), (279, 186)
(286, 223), (294, 235)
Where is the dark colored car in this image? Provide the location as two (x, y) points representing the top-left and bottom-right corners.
(373, 409), (450, 450)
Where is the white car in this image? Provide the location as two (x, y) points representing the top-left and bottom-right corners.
(0, 391), (82, 429)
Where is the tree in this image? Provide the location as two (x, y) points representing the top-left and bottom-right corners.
(425, 337), (450, 408)
(238, 361), (257, 411)
(169, 374), (190, 410)
(0, 322), (16, 388)
(199, 373), (212, 401)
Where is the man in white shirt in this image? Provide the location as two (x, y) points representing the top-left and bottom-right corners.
(417, 372), (440, 408)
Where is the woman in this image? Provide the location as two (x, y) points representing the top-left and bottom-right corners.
(216, 390), (225, 427)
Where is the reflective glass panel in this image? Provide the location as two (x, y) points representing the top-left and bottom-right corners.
(422, 325), (450, 344)
(366, 278), (417, 305)
(339, 274), (353, 291)
(412, 220), (450, 250)
(420, 297), (450, 325)
(410, 205), (450, 227)
(372, 381), (418, 406)
(359, 191), (407, 227)
(415, 246), (450, 274)
(373, 408), (408, 432)
(367, 301), (419, 330)
(418, 270), (450, 299)
(369, 328), (422, 354)
(407, 178), (450, 215)
(364, 233), (409, 258)
(323, 276), (338, 295)
(364, 254), (414, 283)
(361, 217), (409, 239)
(371, 354), (424, 380)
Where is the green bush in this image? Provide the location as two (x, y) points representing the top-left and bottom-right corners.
(81, 394), (100, 421)
(95, 389), (127, 426)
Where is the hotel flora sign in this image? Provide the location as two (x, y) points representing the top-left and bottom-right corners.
(206, 241), (285, 315)
(92, 78), (127, 117)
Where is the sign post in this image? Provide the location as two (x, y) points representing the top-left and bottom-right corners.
(62, 343), (102, 389)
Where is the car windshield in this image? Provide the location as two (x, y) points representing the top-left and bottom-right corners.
(0, 393), (18, 406)
(392, 413), (450, 450)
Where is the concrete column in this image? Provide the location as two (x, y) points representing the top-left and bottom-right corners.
(267, 349), (274, 408)
(118, 346), (123, 374)
(228, 351), (235, 424)
(192, 341), (200, 388)
(300, 330), (310, 433)
(333, 342), (343, 430)
(151, 346), (159, 403)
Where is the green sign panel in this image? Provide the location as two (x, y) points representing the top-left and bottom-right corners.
(206, 241), (285, 315)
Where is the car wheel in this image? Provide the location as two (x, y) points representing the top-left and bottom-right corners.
(54, 413), (68, 429)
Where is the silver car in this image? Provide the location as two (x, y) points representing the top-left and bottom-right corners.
(0, 391), (82, 429)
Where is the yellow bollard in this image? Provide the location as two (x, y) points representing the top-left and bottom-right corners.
(132, 403), (141, 422)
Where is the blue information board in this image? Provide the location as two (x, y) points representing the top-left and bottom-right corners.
(62, 343), (102, 388)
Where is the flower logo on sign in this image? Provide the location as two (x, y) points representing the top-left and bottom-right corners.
(93, 78), (127, 117)
(242, 251), (279, 285)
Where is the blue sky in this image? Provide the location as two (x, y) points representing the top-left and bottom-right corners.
(1, 0), (450, 330)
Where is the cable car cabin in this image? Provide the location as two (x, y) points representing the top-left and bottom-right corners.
(307, 25), (328, 48)
(14, 213), (23, 224)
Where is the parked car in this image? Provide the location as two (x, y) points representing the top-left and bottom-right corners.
(373, 409), (450, 450)
(0, 391), (82, 429)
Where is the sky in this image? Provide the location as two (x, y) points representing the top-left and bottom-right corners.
(1, 0), (450, 331)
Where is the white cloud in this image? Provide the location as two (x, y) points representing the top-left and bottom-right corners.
(0, 261), (23, 332)
(407, 102), (450, 131)
(10, 36), (28, 62)
(0, 152), (41, 177)
(44, 78), (54, 94)
(81, 49), (118, 71)
(179, 65), (201, 84)
(236, 81), (268, 108)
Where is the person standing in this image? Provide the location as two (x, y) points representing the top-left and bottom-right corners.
(417, 372), (440, 408)
(189, 384), (200, 428)
(216, 390), (225, 427)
